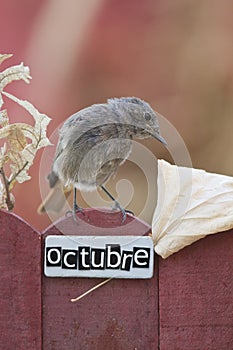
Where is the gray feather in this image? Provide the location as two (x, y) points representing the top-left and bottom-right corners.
(48, 97), (165, 191)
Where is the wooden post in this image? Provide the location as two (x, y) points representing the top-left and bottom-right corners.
(0, 210), (42, 350)
(159, 230), (233, 350)
(42, 208), (158, 350)
(1, 208), (232, 349)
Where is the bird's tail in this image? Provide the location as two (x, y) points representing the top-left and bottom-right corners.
(37, 176), (72, 214)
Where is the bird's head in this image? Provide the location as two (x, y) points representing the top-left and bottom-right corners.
(107, 97), (167, 146)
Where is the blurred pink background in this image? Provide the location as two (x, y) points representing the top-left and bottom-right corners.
(1, 0), (233, 230)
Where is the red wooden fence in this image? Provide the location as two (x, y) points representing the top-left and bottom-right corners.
(0, 210), (42, 349)
(0, 209), (232, 350)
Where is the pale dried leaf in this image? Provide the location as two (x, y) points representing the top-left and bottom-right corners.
(0, 53), (52, 208)
(10, 162), (31, 183)
(37, 137), (52, 148)
(0, 119), (50, 184)
(0, 63), (31, 88)
(0, 123), (38, 144)
(0, 123), (32, 143)
(8, 125), (27, 151)
(2, 92), (52, 149)
(0, 124), (11, 139)
(0, 54), (12, 65)
(0, 178), (6, 208)
(21, 144), (37, 167)
(8, 142), (35, 184)
(0, 143), (7, 168)
(3, 91), (51, 126)
(0, 63), (31, 108)
(0, 109), (9, 127)
(8, 150), (24, 172)
(0, 143), (6, 155)
(152, 160), (233, 258)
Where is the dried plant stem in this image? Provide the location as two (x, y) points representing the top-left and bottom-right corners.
(70, 278), (112, 303)
(8, 161), (28, 185)
(0, 166), (13, 210)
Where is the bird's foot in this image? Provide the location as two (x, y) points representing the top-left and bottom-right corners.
(72, 204), (83, 222)
(73, 203), (83, 213)
(125, 209), (134, 216)
(66, 204), (83, 222)
(100, 185), (134, 223)
(112, 201), (134, 223)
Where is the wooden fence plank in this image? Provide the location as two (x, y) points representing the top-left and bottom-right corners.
(2, 207), (231, 349)
(42, 209), (158, 350)
(159, 230), (233, 350)
(0, 210), (42, 350)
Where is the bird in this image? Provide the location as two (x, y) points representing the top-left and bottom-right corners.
(38, 97), (167, 221)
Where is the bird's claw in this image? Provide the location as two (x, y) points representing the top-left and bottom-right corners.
(73, 205), (83, 222)
(66, 205), (83, 223)
(125, 209), (134, 216)
(73, 203), (83, 213)
(113, 202), (134, 223)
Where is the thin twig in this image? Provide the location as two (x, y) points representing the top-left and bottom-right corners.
(70, 278), (112, 303)
(8, 160), (28, 185)
(0, 166), (13, 210)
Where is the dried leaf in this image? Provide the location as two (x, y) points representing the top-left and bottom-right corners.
(10, 162), (31, 183)
(0, 63), (31, 108)
(8, 125), (27, 150)
(152, 160), (233, 258)
(0, 62), (31, 87)
(0, 54), (13, 65)
(0, 92), (52, 184)
(0, 178), (5, 209)
(2, 92), (52, 148)
(0, 54), (51, 209)
(0, 109), (9, 127)
(0, 121), (50, 183)
(0, 143), (6, 169)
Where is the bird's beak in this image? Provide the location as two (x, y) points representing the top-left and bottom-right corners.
(153, 133), (167, 146)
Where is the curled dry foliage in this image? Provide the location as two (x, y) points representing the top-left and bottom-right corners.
(0, 54), (51, 210)
(152, 160), (233, 258)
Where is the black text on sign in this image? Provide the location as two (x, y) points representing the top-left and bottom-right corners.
(44, 236), (154, 279)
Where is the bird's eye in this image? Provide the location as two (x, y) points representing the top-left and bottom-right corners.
(144, 113), (151, 121)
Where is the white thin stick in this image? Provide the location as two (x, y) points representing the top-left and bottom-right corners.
(70, 278), (112, 302)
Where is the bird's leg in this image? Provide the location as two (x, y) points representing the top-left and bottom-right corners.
(100, 185), (134, 222)
(66, 188), (83, 221)
(73, 188), (82, 212)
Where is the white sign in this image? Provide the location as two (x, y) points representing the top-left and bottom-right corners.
(44, 236), (154, 279)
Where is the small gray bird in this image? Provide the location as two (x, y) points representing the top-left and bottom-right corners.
(38, 97), (166, 220)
